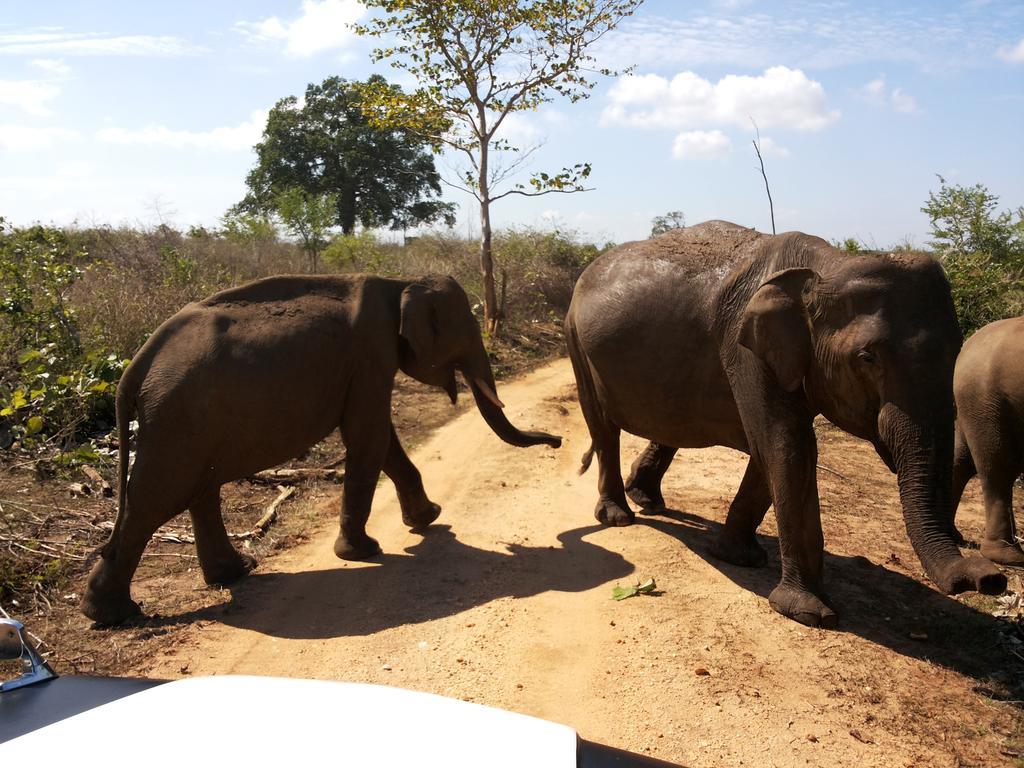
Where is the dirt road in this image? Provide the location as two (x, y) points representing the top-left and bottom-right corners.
(139, 359), (1022, 767)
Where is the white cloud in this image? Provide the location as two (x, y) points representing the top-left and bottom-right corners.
(0, 32), (197, 57)
(493, 110), (567, 146)
(997, 37), (1024, 63)
(603, 66), (839, 132)
(858, 76), (921, 114)
(30, 58), (71, 77)
(758, 136), (789, 157)
(96, 110), (268, 151)
(598, 7), (1016, 73)
(235, 0), (365, 57)
(0, 124), (79, 151)
(671, 129), (731, 159)
(0, 79), (61, 116)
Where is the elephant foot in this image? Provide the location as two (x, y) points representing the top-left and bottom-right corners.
(932, 555), (1007, 595)
(980, 539), (1024, 568)
(709, 531), (768, 568)
(201, 551), (257, 587)
(401, 499), (442, 532)
(768, 584), (837, 629)
(334, 532), (382, 561)
(595, 498), (635, 527)
(625, 481), (666, 514)
(81, 589), (142, 626)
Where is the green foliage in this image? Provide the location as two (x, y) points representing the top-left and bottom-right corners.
(0, 222), (126, 454)
(650, 211), (686, 237)
(355, 0), (641, 332)
(837, 237), (863, 252)
(274, 187), (339, 272)
(922, 177), (1024, 334)
(239, 75), (454, 235)
(611, 578), (657, 601)
(323, 231), (388, 271)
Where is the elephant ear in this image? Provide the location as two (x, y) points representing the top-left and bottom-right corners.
(737, 268), (818, 392)
(399, 283), (438, 364)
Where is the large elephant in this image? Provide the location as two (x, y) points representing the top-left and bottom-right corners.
(565, 220), (1005, 628)
(950, 316), (1024, 566)
(83, 274), (561, 625)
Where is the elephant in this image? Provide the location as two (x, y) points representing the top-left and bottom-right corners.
(950, 316), (1024, 566)
(82, 274), (561, 625)
(565, 220), (1006, 628)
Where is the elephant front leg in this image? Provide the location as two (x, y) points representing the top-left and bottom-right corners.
(758, 423), (836, 628)
(383, 423), (441, 531)
(625, 442), (676, 513)
(709, 457), (771, 567)
(731, 380), (835, 627)
(334, 386), (390, 561)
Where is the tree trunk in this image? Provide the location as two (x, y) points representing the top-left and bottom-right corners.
(478, 142), (500, 337)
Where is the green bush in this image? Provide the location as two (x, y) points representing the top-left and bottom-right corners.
(923, 178), (1024, 335)
(0, 221), (127, 454)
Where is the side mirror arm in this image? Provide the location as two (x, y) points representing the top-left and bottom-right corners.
(1, 616), (57, 692)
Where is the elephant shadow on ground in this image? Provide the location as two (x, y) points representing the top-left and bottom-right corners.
(640, 508), (1024, 701)
(161, 524), (633, 639)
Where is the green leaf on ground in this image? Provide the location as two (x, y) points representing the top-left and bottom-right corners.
(611, 578), (658, 601)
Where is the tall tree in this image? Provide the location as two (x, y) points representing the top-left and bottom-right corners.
(355, 0), (643, 335)
(650, 211), (686, 237)
(239, 75), (455, 235)
(274, 188), (337, 273)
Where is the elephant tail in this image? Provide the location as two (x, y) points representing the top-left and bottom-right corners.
(565, 309), (601, 477)
(90, 360), (144, 565)
(579, 443), (595, 475)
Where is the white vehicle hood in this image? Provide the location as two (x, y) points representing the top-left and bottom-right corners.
(2, 675), (579, 767)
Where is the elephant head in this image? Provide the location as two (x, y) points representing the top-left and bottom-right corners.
(740, 251), (1004, 596)
(396, 276), (561, 449)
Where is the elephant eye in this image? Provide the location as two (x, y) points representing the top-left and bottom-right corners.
(857, 348), (876, 364)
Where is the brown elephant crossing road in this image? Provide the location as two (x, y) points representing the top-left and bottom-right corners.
(141, 359), (1020, 768)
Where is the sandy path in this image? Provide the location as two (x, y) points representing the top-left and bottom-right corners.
(143, 359), (1022, 767)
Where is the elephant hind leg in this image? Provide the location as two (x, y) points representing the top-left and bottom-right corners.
(189, 486), (256, 585)
(709, 458), (771, 568)
(949, 423), (976, 545)
(625, 442), (676, 513)
(978, 472), (1024, 567)
(82, 453), (189, 624)
(567, 334), (633, 526)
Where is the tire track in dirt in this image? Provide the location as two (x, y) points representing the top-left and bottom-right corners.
(140, 359), (1022, 767)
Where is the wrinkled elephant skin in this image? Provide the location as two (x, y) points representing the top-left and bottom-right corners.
(565, 221), (1006, 628)
(82, 274), (560, 625)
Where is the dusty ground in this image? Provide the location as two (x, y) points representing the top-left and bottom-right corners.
(8, 359), (1024, 766)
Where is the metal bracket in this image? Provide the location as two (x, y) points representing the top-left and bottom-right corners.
(1, 617), (57, 692)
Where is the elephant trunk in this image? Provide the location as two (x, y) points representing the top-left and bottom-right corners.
(881, 403), (1005, 596)
(461, 348), (561, 449)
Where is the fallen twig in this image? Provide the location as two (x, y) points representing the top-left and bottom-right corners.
(816, 464), (850, 482)
(248, 485), (295, 538)
(248, 468), (342, 484)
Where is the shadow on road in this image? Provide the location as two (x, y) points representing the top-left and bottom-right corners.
(160, 524), (633, 639)
(639, 507), (1024, 702)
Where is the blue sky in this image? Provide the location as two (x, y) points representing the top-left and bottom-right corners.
(1, 0), (1022, 248)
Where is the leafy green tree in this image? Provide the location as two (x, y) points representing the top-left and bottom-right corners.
(274, 188), (338, 273)
(220, 208), (278, 267)
(355, 0), (643, 335)
(240, 75), (454, 236)
(650, 211), (686, 237)
(922, 176), (1024, 334)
